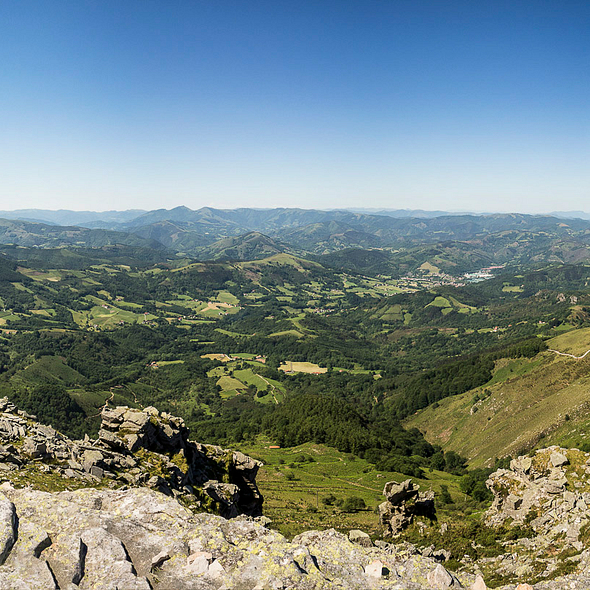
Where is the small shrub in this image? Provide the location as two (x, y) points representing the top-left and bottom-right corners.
(342, 496), (366, 512)
(322, 493), (337, 506)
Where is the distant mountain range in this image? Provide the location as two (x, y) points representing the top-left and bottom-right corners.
(2, 206), (589, 229)
(0, 209), (146, 226)
(2, 206), (590, 273)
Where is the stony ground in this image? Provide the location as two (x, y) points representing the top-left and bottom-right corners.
(0, 483), (481, 589)
(2, 398), (590, 588)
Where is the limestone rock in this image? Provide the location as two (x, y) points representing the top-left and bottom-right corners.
(349, 529), (372, 547)
(550, 451), (569, 467)
(0, 398), (263, 518)
(427, 563), (455, 588)
(151, 550), (170, 570)
(380, 479), (436, 536)
(0, 472), (581, 589)
(471, 575), (487, 590)
(208, 558), (225, 578)
(383, 478), (419, 504)
(365, 559), (383, 578)
(0, 494), (16, 565)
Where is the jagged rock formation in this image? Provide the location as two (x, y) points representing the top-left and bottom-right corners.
(379, 479), (436, 536)
(486, 446), (587, 541)
(98, 405), (263, 517)
(0, 398), (262, 518)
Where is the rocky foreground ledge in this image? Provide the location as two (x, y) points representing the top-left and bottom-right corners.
(0, 483), (480, 589)
(1, 399), (590, 588)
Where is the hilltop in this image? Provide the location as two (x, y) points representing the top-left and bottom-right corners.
(3, 398), (590, 588)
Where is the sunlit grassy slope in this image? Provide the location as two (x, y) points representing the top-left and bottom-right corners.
(405, 328), (590, 468)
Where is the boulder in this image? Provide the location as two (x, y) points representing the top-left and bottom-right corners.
(550, 451), (569, 467)
(349, 529), (372, 547)
(427, 563), (455, 588)
(82, 450), (104, 473)
(383, 479), (419, 505)
(23, 437), (46, 458)
(380, 480), (436, 536)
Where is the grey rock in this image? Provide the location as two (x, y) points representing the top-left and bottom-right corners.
(82, 449), (104, 473)
(97, 428), (126, 450)
(151, 549), (171, 570)
(550, 451), (569, 467)
(383, 478), (419, 505)
(380, 480), (435, 536)
(80, 526), (150, 589)
(505, 494), (523, 510)
(14, 519), (51, 559)
(23, 437), (46, 458)
(89, 465), (104, 479)
(427, 563), (455, 588)
(0, 494), (16, 565)
(185, 553), (209, 574)
(349, 529), (372, 547)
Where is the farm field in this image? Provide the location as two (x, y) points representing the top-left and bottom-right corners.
(279, 361), (327, 374)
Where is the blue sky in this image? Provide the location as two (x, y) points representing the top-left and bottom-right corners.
(1, 0), (588, 212)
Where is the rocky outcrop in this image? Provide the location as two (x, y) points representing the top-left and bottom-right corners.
(1, 482), (590, 590)
(5, 397), (590, 588)
(481, 446), (590, 583)
(486, 446), (590, 545)
(98, 405), (263, 517)
(379, 479), (436, 536)
(0, 398), (262, 518)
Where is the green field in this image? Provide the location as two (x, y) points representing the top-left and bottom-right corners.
(548, 327), (590, 356)
(235, 440), (463, 539)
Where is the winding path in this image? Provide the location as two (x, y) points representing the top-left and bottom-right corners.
(89, 388), (115, 418)
(548, 348), (590, 360)
(123, 384), (142, 408)
(258, 375), (279, 404)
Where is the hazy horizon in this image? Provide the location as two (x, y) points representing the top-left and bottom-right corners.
(0, 204), (589, 218)
(2, 1), (588, 213)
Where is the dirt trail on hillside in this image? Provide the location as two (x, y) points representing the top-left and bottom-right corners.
(548, 348), (590, 360)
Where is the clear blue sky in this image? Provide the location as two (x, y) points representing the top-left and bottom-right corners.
(1, 0), (588, 212)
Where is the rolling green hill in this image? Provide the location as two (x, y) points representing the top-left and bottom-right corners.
(0, 218), (166, 251)
(196, 232), (292, 261)
(4, 208), (590, 269)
